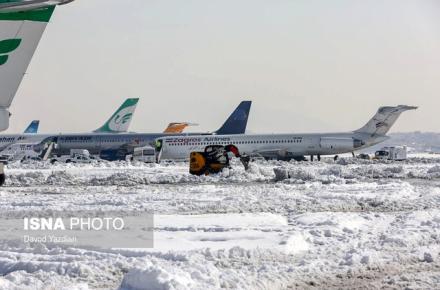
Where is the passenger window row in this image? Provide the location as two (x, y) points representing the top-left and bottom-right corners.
(168, 139), (302, 146)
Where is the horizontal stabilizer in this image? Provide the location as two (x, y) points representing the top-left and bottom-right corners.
(355, 105), (417, 136)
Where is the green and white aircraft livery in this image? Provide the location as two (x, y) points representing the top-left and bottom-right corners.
(94, 98), (139, 134)
(0, 0), (75, 131)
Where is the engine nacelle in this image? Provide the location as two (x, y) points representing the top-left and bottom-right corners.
(320, 137), (356, 151)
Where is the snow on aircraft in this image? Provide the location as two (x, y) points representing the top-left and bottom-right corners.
(0, 0), (75, 132)
(155, 105), (417, 162)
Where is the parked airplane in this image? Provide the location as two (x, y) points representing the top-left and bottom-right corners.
(155, 105), (417, 162)
(0, 0), (75, 132)
(0, 98), (140, 151)
(48, 101), (253, 160)
(24, 120), (39, 134)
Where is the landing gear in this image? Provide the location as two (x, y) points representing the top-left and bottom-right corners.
(0, 163), (5, 186)
(311, 155), (321, 161)
(334, 155), (339, 161)
(292, 156), (307, 162)
(352, 152), (355, 158)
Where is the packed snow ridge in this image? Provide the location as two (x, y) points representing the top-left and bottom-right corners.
(4, 157), (440, 187)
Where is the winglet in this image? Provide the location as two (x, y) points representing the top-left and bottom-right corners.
(216, 101), (252, 135)
(94, 98), (139, 133)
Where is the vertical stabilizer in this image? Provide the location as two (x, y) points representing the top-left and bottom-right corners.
(24, 120), (39, 133)
(216, 101), (252, 135)
(94, 98), (139, 133)
(355, 105), (417, 136)
(0, 0), (75, 131)
(163, 122), (198, 134)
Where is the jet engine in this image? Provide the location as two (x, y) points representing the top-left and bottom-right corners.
(320, 137), (363, 151)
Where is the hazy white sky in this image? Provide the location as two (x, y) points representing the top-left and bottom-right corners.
(6, 0), (440, 133)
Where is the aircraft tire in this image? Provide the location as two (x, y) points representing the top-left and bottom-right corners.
(0, 163), (4, 186)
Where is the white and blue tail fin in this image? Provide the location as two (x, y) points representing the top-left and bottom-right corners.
(0, 1), (74, 131)
(355, 105), (417, 136)
(24, 120), (39, 133)
(94, 98), (139, 133)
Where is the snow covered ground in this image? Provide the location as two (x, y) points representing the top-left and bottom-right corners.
(0, 155), (440, 289)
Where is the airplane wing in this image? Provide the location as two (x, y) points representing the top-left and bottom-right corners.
(163, 122), (198, 134)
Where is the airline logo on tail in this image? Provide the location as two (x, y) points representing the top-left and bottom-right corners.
(110, 110), (133, 130)
(216, 101), (252, 135)
(94, 98), (139, 133)
(114, 113), (133, 125)
(0, 38), (21, 66)
(375, 122), (388, 129)
(232, 109), (248, 121)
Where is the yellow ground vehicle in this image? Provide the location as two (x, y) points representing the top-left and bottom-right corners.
(189, 145), (250, 176)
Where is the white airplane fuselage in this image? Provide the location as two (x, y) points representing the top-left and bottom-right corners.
(157, 105), (417, 161)
(157, 132), (389, 161)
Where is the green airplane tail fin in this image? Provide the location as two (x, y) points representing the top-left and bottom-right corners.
(0, 1), (75, 131)
(94, 98), (140, 133)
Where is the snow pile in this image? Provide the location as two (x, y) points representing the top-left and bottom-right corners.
(4, 157), (440, 187)
(0, 271), (89, 290)
(119, 265), (198, 290)
(1, 156), (440, 289)
(274, 162), (440, 183)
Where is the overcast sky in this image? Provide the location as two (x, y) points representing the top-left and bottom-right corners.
(6, 0), (440, 134)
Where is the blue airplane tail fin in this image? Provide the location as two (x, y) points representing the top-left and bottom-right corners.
(216, 101), (252, 135)
(24, 120), (39, 134)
